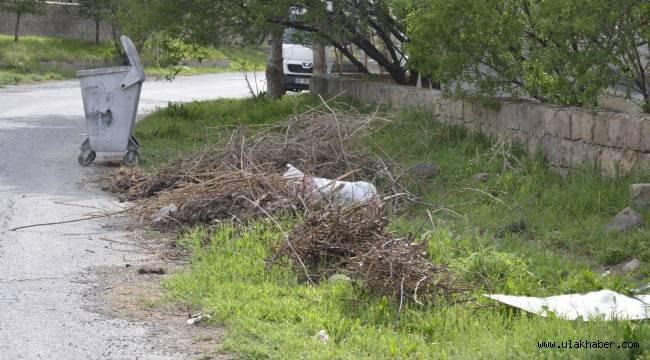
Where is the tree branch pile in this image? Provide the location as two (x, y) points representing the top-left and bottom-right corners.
(103, 105), (389, 202)
(270, 202), (473, 304)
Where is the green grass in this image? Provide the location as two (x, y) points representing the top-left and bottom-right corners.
(166, 224), (648, 359)
(134, 95), (320, 168)
(135, 98), (650, 358)
(0, 34), (266, 86)
(0, 34), (115, 85)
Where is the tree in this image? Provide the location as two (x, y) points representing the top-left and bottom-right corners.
(76, 0), (111, 44)
(273, 1), (414, 84)
(154, 0), (291, 98)
(0, 0), (46, 42)
(153, 0), (415, 96)
(266, 27), (284, 98)
(606, 1), (650, 112)
(100, 0), (163, 63)
(406, 0), (649, 111)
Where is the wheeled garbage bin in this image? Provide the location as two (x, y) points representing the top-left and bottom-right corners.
(77, 35), (145, 166)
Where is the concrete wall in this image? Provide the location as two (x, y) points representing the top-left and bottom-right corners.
(0, 3), (112, 42)
(311, 75), (650, 176)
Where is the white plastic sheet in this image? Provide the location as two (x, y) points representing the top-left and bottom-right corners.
(283, 164), (378, 203)
(486, 290), (650, 321)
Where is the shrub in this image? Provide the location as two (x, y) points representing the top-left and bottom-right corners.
(406, 0), (649, 111)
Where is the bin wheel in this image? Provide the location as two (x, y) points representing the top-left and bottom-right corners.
(78, 150), (96, 166)
(122, 150), (138, 167)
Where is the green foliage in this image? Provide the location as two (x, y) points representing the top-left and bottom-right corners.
(0, 0), (46, 15)
(75, 0), (111, 20)
(406, 0), (648, 110)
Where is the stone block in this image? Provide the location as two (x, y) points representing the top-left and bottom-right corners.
(418, 89), (434, 111)
(570, 141), (587, 168)
(512, 130), (529, 145)
(599, 147), (623, 176)
(605, 207), (644, 233)
(546, 109), (571, 139)
(463, 101), (485, 124)
(558, 139), (573, 168)
(541, 135), (560, 166)
(607, 114), (627, 148)
(636, 152), (650, 170)
(528, 136), (541, 155)
(639, 117), (650, 152)
(486, 106), (499, 128)
(570, 110), (595, 142)
(593, 114), (609, 145)
(630, 184), (650, 210)
(624, 116), (643, 151)
(516, 103), (531, 133)
(620, 150), (639, 175)
(500, 102), (521, 130)
(529, 105), (547, 138)
(450, 100), (464, 121)
(389, 87), (404, 109)
(583, 143), (603, 165)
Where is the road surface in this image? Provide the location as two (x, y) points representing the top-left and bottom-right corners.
(0, 73), (263, 359)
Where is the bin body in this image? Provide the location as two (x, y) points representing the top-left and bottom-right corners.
(76, 35), (145, 166)
(78, 66), (142, 152)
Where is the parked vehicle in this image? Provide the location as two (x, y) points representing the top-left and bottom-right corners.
(282, 28), (314, 93)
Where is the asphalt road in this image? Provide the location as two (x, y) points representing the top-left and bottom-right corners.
(0, 73), (263, 359)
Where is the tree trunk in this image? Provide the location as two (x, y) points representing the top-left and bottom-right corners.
(266, 28), (284, 99)
(95, 18), (100, 44)
(14, 12), (22, 42)
(313, 36), (326, 75)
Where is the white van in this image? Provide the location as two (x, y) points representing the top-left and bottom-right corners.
(282, 28), (314, 92)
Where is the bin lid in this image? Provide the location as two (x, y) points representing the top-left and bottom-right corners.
(76, 66), (130, 78)
(119, 36), (145, 89)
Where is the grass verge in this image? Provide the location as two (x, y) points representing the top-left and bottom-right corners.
(0, 34), (114, 85)
(136, 98), (650, 358)
(0, 34), (266, 86)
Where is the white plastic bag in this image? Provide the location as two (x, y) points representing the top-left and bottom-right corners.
(283, 164), (378, 203)
(485, 290), (650, 321)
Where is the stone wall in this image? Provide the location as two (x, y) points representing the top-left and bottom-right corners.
(311, 74), (650, 176)
(0, 3), (112, 42)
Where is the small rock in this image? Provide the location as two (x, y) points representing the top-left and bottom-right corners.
(630, 184), (650, 209)
(473, 173), (491, 182)
(409, 162), (439, 180)
(316, 329), (329, 343)
(328, 274), (351, 283)
(138, 267), (165, 275)
(187, 314), (211, 325)
(605, 207), (644, 233)
(153, 203), (177, 224)
(621, 258), (641, 273)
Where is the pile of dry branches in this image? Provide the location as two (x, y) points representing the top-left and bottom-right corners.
(99, 101), (412, 228)
(140, 170), (301, 227)
(106, 103), (388, 202)
(271, 202), (472, 304)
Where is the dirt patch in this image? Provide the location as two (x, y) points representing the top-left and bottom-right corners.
(85, 261), (229, 360)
